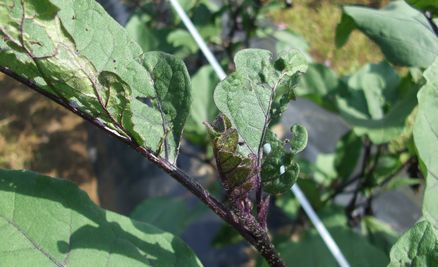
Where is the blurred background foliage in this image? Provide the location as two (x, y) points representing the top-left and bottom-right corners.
(1, 0), (436, 266)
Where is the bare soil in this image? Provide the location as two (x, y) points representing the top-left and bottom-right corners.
(0, 73), (99, 203)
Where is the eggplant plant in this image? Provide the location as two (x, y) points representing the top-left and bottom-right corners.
(0, 0), (437, 266)
(0, 0), (309, 266)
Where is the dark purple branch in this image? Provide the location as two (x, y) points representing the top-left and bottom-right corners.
(0, 66), (286, 267)
(345, 137), (372, 225)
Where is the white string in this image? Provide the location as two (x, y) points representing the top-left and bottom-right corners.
(168, 1), (350, 266)
(168, 0), (226, 80)
(291, 185), (350, 267)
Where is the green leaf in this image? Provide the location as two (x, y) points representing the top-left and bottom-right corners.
(385, 177), (421, 191)
(126, 1), (221, 54)
(167, 29), (199, 58)
(342, 62), (400, 120)
(261, 130), (301, 194)
(388, 57), (438, 267)
(336, 62), (419, 144)
(334, 130), (362, 180)
(296, 178), (325, 209)
(338, 1), (438, 68)
(0, 0), (191, 163)
(131, 196), (204, 236)
(185, 66), (219, 145)
(214, 48), (307, 156)
(274, 210), (389, 267)
(125, 12), (174, 54)
(271, 29), (312, 62)
(290, 124), (308, 154)
(296, 63), (339, 111)
(413, 58), (438, 226)
(407, 0), (438, 16)
(371, 155), (403, 185)
(212, 49), (308, 194)
(362, 216), (398, 255)
(313, 153), (338, 186)
(140, 52), (191, 161)
(389, 220), (438, 267)
(0, 169), (202, 266)
(275, 193), (300, 219)
(336, 12), (356, 48)
(211, 224), (243, 248)
(206, 115), (257, 199)
(190, 3), (222, 45)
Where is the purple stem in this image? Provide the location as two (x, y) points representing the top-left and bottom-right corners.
(0, 66), (286, 267)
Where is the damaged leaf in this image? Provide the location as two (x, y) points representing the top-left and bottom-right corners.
(0, 0), (191, 163)
(261, 128), (304, 194)
(206, 115), (257, 201)
(214, 49), (307, 157)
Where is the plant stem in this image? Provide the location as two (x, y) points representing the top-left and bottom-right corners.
(0, 66), (286, 267)
(345, 137), (372, 225)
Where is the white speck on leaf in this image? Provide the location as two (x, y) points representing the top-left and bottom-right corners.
(263, 143), (272, 154)
(280, 165), (285, 175)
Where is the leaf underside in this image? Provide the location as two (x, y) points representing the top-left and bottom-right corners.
(213, 49), (308, 194)
(206, 115), (257, 200)
(0, 169), (202, 267)
(0, 0), (191, 163)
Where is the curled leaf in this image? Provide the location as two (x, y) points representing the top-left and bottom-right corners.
(290, 124), (308, 154)
(261, 130), (301, 194)
(206, 115), (257, 201)
(214, 49), (307, 156)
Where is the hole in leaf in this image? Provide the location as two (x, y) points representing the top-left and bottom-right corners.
(274, 58), (286, 71)
(259, 73), (266, 83)
(136, 96), (153, 107)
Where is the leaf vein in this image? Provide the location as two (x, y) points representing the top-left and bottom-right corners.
(0, 214), (64, 267)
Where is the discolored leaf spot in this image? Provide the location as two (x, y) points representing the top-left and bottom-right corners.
(206, 115), (257, 200)
(261, 131), (301, 195)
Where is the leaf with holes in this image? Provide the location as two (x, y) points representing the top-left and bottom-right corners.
(261, 129), (302, 194)
(213, 49), (307, 194)
(213, 48), (307, 158)
(0, 0), (191, 163)
(0, 169), (202, 266)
